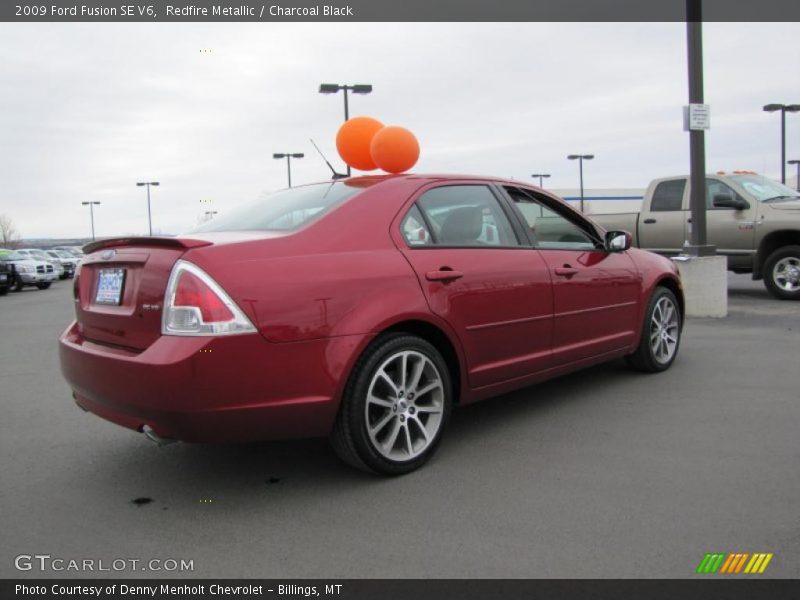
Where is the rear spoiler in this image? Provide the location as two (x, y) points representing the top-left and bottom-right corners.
(83, 237), (212, 254)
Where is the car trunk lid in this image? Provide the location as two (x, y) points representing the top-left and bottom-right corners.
(75, 240), (199, 351)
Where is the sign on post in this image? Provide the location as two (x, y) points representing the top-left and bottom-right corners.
(683, 104), (710, 131)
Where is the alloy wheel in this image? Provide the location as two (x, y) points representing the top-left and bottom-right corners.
(650, 296), (679, 364)
(364, 350), (445, 461)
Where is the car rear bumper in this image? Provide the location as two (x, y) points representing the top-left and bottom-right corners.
(59, 321), (368, 443)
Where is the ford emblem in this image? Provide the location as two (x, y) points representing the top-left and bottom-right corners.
(101, 249), (116, 261)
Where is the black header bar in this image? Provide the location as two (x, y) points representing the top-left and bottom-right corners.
(3, 579), (800, 600)
(3, 0), (800, 22)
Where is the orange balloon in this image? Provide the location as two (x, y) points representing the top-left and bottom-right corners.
(336, 117), (383, 171)
(370, 126), (419, 174)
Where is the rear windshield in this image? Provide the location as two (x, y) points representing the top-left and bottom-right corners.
(188, 182), (364, 233)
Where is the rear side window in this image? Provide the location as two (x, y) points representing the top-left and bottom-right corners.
(401, 205), (433, 246)
(413, 185), (520, 247)
(651, 180), (686, 212)
(189, 182), (364, 233)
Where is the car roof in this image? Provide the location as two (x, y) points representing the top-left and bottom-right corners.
(334, 173), (537, 186)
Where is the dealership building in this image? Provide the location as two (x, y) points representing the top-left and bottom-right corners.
(550, 188), (645, 214)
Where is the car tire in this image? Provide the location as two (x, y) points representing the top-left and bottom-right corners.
(331, 333), (452, 476)
(763, 245), (800, 300)
(0, 286), (8, 296)
(36, 282), (51, 290)
(626, 286), (682, 373)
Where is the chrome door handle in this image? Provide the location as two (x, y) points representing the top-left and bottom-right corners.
(554, 267), (579, 277)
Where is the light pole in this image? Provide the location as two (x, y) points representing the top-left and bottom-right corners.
(319, 83), (373, 176)
(273, 153), (304, 188)
(763, 104), (800, 184)
(531, 173), (551, 188)
(684, 0), (714, 256)
(567, 155), (593, 212)
(136, 181), (160, 236)
(81, 201), (100, 241)
(789, 160), (800, 192)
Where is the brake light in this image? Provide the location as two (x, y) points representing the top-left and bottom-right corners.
(174, 271), (234, 322)
(162, 260), (256, 336)
(73, 270), (80, 303)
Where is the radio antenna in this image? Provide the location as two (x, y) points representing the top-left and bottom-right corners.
(310, 139), (348, 180)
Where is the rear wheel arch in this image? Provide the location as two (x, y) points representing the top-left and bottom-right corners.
(381, 320), (463, 405)
(330, 317), (466, 419)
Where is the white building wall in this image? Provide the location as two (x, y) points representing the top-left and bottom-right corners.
(549, 188), (645, 215)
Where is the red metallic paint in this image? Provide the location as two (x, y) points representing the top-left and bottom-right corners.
(59, 174), (682, 443)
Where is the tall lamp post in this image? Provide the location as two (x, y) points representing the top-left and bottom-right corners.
(531, 173), (551, 188)
(81, 201), (100, 241)
(789, 160), (800, 192)
(567, 155), (593, 212)
(136, 181), (160, 236)
(763, 104), (800, 184)
(683, 0), (714, 256)
(319, 83), (373, 176)
(273, 153), (304, 188)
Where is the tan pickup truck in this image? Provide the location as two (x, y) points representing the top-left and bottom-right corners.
(592, 173), (800, 300)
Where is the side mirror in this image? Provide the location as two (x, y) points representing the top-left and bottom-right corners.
(605, 230), (632, 252)
(713, 194), (749, 210)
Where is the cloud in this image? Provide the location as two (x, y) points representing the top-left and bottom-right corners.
(0, 22), (797, 238)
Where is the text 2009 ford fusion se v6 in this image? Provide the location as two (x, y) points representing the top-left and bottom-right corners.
(59, 175), (684, 475)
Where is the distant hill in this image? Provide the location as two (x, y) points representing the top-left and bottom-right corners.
(14, 235), (176, 249)
(16, 238), (93, 249)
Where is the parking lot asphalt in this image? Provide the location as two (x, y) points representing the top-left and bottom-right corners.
(0, 274), (798, 579)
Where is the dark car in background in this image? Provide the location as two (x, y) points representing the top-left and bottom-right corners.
(0, 259), (12, 295)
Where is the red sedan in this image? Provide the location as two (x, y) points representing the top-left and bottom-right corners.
(60, 175), (684, 475)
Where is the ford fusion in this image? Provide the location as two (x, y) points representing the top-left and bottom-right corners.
(59, 175), (684, 474)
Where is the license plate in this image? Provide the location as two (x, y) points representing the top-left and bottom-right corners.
(95, 268), (126, 305)
(0, 274), (6, 282)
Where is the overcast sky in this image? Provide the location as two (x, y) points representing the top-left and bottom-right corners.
(0, 22), (798, 239)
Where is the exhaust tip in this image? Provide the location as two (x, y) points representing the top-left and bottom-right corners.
(142, 425), (177, 446)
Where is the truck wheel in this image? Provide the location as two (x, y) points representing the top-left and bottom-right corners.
(0, 286), (8, 296)
(626, 286), (682, 373)
(331, 333), (452, 475)
(763, 246), (800, 300)
(35, 282), (51, 290)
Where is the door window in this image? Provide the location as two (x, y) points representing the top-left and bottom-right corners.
(705, 179), (746, 210)
(651, 179), (686, 212)
(504, 187), (599, 250)
(413, 185), (520, 247)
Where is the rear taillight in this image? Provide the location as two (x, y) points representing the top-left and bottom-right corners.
(73, 269), (80, 302)
(162, 260), (256, 336)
